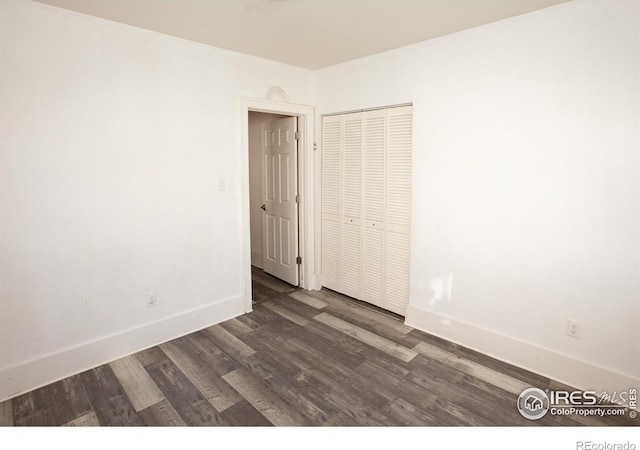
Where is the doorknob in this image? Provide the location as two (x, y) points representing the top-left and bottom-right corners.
(261, 204), (266, 211)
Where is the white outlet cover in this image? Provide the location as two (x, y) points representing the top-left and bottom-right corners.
(146, 293), (157, 307)
(567, 319), (581, 339)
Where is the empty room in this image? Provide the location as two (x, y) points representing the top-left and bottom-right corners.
(0, 0), (638, 444)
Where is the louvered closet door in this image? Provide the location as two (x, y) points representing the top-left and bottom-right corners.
(362, 109), (386, 308)
(322, 105), (412, 316)
(321, 116), (342, 292)
(340, 113), (363, 299)
(383, 106), (412, 316)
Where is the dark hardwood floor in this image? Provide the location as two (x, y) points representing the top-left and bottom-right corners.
(0, 269), (635, 426)
(251, 265), (298, 306)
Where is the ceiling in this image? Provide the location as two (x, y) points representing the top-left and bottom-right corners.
(33, 0), (571, 70)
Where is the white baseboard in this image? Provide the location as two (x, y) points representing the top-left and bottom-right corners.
(0, 295), (245, 402)
(405, 305), (639, 395)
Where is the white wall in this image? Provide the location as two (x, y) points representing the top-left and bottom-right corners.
(248, 112), (287, 268)
(316, 0), (639, 392)
(0, 0), (313, 400)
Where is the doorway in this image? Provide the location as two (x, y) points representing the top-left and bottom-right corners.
(240, 98), (317, 313)
(248, 112), (298, 296)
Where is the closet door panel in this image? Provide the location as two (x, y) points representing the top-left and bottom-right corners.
(383, 106), (412, 314)
(339, 113), (363, 298)
(362, 109), (386, 307)
(322, 117), (342, 291)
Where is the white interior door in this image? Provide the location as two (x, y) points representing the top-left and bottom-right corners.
(262, 116), (299, 286)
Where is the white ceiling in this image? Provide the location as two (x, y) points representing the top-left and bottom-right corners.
(33, 0), (571, 70)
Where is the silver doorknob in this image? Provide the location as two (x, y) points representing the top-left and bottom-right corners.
(260, 204), (266, 211)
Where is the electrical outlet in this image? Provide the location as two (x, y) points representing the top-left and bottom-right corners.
(567, 319), (581, 339)
(146, 292), (157, 308)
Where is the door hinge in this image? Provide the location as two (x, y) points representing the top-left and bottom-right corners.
(313, 143), (317, 151)
(295, 131), (301, 140)
(296, 256), (302, 265)
(295, 195), (302, 204)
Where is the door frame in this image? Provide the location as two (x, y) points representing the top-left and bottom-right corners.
(240, 98), (318, 313)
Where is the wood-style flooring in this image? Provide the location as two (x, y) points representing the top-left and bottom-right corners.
(251, 265), (297, 306)
(0, 269), (635, 426)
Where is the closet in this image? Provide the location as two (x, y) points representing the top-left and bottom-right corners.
(321, 105), (412, 316)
